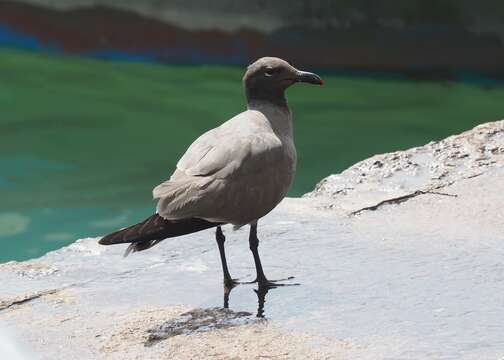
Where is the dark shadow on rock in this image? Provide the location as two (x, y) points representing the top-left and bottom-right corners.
(146, 283), (295, 346)
(145, 307), (255, 346)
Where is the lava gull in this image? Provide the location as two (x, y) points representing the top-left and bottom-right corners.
(99, 57), (323, 288)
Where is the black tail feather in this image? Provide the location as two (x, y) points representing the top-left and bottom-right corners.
(99, 214), (221, 256)
(123, 239), (163, 257)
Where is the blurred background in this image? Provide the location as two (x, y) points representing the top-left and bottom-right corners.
(1, 0), (504, 262)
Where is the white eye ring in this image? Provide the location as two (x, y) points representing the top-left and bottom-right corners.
(265, 68), (274, 77)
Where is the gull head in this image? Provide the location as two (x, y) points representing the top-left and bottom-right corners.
(243, 57), (323, 105)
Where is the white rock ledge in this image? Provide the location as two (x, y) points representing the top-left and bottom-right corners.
(1, 121), (503, 360)
(307, 120), (504, 215)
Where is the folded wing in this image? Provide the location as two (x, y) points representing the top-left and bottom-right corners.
(153, 117), (284, 222)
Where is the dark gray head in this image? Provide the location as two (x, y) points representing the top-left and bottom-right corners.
(243, 57), (323, 107)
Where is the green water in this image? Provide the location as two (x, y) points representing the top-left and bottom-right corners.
(1, 48), (503, 262)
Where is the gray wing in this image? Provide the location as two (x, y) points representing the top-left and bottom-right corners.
(179, 132), (283, 178)
(153, 129), (282, 198)
(152, 112), (285, 220)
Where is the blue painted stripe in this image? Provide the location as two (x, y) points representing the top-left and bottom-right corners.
(0, 24), (42, 50)
(85, 49), (157, 63)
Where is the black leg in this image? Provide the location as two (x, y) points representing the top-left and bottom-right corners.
(248, 223), (298, 288)
(216, 226), (237, 288)
(248, 223), (270, 285)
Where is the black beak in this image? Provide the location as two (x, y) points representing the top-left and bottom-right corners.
(296, 71), (324, 85)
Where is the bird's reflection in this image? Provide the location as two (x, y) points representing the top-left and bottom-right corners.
(223, 284), (233, 309)
(254, 286), (269, 318)
(223, 284), (280, 318)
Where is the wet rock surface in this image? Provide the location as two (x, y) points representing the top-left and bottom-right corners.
(1, 121), (503, 359)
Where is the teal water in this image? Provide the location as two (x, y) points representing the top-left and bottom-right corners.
(1, 49), (503, 262)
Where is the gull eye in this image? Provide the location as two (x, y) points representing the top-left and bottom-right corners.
(264, 67), (275, 77)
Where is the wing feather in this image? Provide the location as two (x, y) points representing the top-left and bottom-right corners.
(152, 109), (287, 221)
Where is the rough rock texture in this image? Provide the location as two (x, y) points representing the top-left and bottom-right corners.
(1, 121), (503, 359)
(307, 120), (504, 215)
